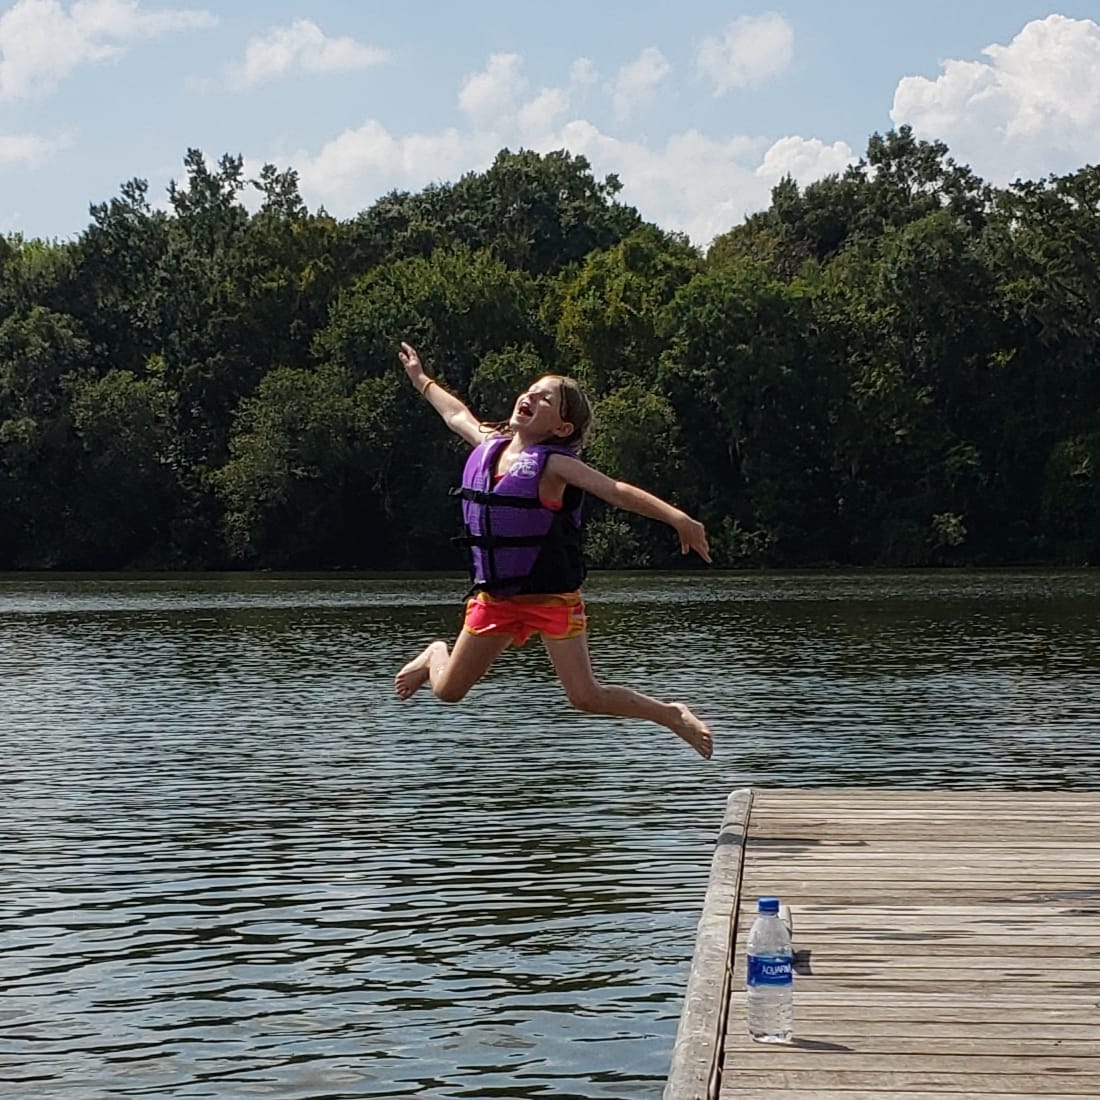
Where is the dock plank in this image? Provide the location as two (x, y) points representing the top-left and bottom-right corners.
(663, 788), (1100, 1100)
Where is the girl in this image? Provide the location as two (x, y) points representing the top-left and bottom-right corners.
(393, 342), (714, 759)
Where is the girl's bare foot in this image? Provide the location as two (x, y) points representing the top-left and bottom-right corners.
(669, 703), (714, 759)
(394, 640), (447, 700)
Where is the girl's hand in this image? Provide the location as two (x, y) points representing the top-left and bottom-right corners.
(677, 516), (712, 563)
(398, 341), (426, 387)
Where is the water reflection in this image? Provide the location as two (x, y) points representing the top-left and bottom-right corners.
(1, 571), (1099, 1098)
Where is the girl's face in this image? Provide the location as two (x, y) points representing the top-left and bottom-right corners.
(509, 376), (573, 440)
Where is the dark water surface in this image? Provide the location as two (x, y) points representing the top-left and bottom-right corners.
(2, 570), (1099, 1098)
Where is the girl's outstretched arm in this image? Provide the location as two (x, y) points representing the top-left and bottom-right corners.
(546, 454), (711, 562)
(398, 342), (484, 447)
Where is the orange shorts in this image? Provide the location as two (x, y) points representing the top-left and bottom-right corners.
(463, 590), (587, 646)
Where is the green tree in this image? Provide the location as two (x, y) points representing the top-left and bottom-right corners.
(1041, 433), (1100, 563)
(583, 384), (685, 567)
(67, 366), (178, 565)
(314, 246), (545, 390)
(154, 150), (254, 470)
(833, 209), (997, 562)
(350, 148), (641, 274)
(72, 178), (170, 376)
(661, 267), (844, 564)
(214, 366), (397, 567)
(992, 170), (1100, 559)
(556, 224), (701, 391)
(0, 306), (91, 565)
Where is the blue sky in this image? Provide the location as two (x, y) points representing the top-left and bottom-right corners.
(3, 1), (1100, 245)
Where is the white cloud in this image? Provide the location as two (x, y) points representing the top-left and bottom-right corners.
(756, 135), (857, 184)
(224, 19), (387, 91)
(570, 57), (597, 89)
(517, 87), (570, 141)
(696, 12), (794, 96)
(293, 120), (498, 214)
(0, 0), (215, 100)
(892, 14), (1100, 182)
(606, 46), (670, 121)
(292, 111), (779, 248)
(565, 123), (774, 245)
(458, 52), (526, 128)
(287, 51), (857, 249)
(0, 130), (70, 167)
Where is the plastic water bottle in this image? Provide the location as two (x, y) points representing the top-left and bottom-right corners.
(746, 895), (793, 1043)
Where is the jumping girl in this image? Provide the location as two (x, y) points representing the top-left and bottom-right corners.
(393, 342), (714, 759)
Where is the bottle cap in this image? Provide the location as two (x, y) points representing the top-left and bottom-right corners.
(757, 896), (780, 914)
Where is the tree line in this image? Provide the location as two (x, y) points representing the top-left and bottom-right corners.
(1, 128), (1097, 571)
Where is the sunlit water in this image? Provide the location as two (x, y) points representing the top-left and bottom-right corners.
(2, 570), (1099, 1099)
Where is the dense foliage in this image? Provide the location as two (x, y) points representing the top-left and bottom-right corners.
(2, 132), (1097, 570)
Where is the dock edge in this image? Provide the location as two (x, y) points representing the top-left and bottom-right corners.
(663, 787), (753, 1100)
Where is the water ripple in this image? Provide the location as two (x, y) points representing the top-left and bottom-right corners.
(2, 571), (1099, 1098)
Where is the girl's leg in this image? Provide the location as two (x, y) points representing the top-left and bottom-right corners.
(542, 634), (714, 758)
(394, 629), (513, 702)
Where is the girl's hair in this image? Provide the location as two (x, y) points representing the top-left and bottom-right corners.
(552, 375), (592, 449)
(479, 375), (593, 451)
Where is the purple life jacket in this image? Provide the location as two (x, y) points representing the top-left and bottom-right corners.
(454, 436), (585, 596)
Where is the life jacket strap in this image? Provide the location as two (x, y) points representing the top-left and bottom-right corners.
(450, 486), (544, 509)
(452, 533), (547, 549)
(463, 574), (537, 599)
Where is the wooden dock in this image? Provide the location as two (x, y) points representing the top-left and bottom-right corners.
(664, 788), (1100, 1100)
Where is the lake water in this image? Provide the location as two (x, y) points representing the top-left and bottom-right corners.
(2, 570), (1099, 1099)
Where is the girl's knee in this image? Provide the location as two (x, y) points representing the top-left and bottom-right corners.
(433, 676), (470, 704)
(565, 681), (603, 713)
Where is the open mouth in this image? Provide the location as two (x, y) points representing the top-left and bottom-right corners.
(516, 398), (533, 418)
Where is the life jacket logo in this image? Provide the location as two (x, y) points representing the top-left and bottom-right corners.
(509, 454), (540, 479)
